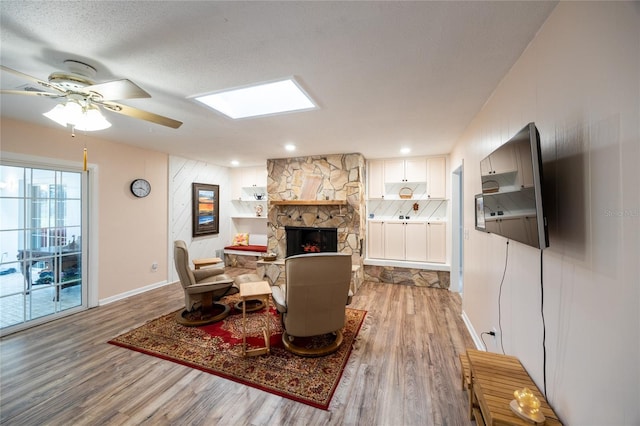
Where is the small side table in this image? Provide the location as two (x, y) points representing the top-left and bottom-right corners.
(239, 280), (272, 357)
(193, 257), (223, 270)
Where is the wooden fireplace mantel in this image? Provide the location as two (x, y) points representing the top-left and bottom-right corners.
(270, 200), (348, 206)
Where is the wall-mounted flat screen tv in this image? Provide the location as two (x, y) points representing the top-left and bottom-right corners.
(479, 122), (549, 249)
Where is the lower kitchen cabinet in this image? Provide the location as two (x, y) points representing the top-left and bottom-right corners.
(368, 220), (446, 263)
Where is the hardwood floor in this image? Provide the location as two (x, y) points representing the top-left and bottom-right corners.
(0, 268), (476, 425)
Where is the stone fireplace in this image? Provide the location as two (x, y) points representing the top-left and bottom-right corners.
(256, 154), (366, 288)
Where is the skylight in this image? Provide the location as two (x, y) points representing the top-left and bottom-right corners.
(193, 78), (317, 119)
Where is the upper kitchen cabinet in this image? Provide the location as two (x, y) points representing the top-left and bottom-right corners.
(384, 158), (427, 183)
(367, 156), (446, 200)
(367, 159), (385, 199)
(426, 156), (446, 199)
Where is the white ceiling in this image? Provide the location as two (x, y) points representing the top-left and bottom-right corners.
(0, 1), (556, 167)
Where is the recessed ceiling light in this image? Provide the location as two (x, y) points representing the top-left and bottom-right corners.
(285, 144), (296, 152)
(192, 78), (317, 119)
(400, 147), (411, 154)
(230, 160), (239, 166)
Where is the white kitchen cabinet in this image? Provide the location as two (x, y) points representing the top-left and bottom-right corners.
(384, 221), (427, 262)
(426, 221), (446, 263)
(383, 221), (406, 260)
(383, 159), (405, 183)
(426, 156), (446, 199)
(367, 220), (385, 259)
(366, 156), (447, 265)
(368, 220), (444, 263)
(404, 221), (428, 262)
(367, 160), (385, 199)
(384, 158), (427, 183)
(367, 156), (446, 199)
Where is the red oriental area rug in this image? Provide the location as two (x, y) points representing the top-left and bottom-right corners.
(109, 295), (366, 410)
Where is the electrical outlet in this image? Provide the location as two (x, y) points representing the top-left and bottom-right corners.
(491, 327), (498, 340)
(151, 262), (158, 272)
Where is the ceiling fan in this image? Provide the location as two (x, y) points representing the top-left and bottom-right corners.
(1, 60), (182, 129)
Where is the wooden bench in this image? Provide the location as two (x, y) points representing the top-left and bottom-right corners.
(224, 245), (268, 268)
(463, 349), (562, 425)
(459, 353), (471, 391)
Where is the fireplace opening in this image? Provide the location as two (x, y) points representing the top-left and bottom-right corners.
(285, 226), (338, 257)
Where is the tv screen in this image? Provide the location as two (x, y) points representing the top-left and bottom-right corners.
(480, 122), (549, 249)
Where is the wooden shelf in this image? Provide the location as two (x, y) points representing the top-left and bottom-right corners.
(270, 200), (348, 206)
(230, 215), (268, 219)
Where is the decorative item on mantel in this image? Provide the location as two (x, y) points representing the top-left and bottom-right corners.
(255, 204), (264, 217)
(510, 387), (545, 423)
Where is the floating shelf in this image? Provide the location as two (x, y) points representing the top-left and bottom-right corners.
(230, 215), (268, 219)
(270, 200), (348, 206)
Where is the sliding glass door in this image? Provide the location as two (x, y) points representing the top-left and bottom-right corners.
(0, 163), (87, 335)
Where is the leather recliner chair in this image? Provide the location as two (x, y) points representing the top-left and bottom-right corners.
(271, 252), (353, 356)
(174, 240), (238, 325)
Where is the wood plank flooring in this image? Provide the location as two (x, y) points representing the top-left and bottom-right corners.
(0, 268), (476, 425)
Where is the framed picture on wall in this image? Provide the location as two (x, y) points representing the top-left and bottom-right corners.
(192, 183), (219, 237)
(475, 194), (486, 232)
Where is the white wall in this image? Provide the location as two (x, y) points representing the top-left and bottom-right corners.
(168, 156), (231, 283)
(1, 120), (235, 300)
(451, 2), (639, 424)
(1, 118), (169, 301)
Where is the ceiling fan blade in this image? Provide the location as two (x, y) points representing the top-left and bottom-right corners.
(1, 65), (66, 94)
(101, 101), (182, 129)
(1, 89), (64, 98)
(85, 79), (151, 101)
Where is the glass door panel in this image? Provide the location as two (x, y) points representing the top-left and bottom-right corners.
(0, 164), (86, 333)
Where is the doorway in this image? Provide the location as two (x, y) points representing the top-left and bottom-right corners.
(0, 162), (88, 335)
(451, 164), (464, 294)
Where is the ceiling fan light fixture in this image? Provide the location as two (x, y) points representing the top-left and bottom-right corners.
(43, 100), (111, 131)
(76, 105), (111, 131)
(44, 101), (82, 127)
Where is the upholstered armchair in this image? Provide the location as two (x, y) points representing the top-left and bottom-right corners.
(174, 240), (239, 325)
(271, 252), (353, 356)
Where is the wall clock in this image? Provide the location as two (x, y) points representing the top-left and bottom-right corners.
(130, 178), (151, 198)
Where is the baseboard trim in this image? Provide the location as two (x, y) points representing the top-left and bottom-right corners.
(99, 279), (170, 306)
(461, 310), (484, 350)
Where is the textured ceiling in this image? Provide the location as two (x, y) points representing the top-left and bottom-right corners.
(0, 1), (556, 167)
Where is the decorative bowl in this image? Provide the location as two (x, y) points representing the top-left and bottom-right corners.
(261, 253), (277, 262)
